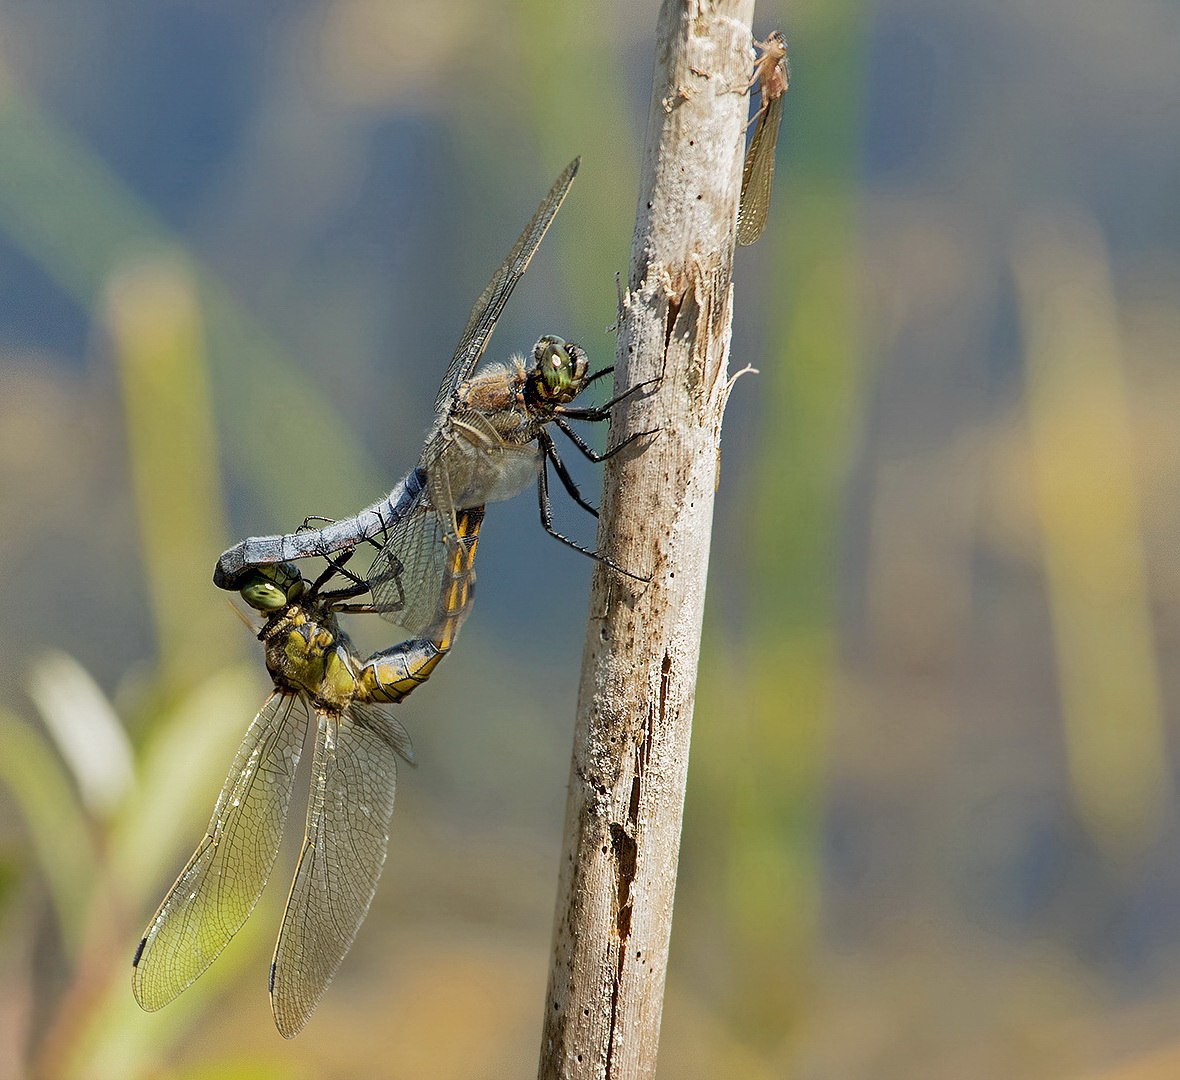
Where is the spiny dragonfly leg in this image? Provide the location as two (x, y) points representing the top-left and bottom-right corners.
(333, 583), (409, 618)
(539, 428), (598, 518)
(536, 454), (649, 582)
(583, 365), (614, 387)
(317, 578), (371, 604)
(308, 547), (369, 602)
(552, 415), (655, 465)
(557, 376), (659, 423)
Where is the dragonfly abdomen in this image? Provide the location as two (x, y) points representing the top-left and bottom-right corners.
(360, 506), (483, 702)
(358, 641), (446, 703)
(213, 468), (428, 589)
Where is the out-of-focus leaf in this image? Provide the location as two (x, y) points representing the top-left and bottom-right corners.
(0, 707), (96, 954)
(1015, 211), (1169, 853)
(56, 946), (275, 1080)
(109, 663), (268, 903)
(107, 255), (232, 687)
(28, 651), (135, 819)
(0, 84), (379, 525)
(516, 0), (638, 352)
(56, 664), (283, 1080)
(0, 855), (23, 917)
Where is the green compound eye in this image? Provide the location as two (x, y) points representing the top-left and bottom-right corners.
(537, 337), (575, 394)
(240, 579), (287, 611)
(239, 564), (304, 611)
(534, 335), (588, 399)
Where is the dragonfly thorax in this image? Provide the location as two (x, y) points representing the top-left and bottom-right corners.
(262, 601), (360, 710)
(454, 360), (528, 424)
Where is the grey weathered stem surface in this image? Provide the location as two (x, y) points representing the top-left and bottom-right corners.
(538, 2), (755, 1078)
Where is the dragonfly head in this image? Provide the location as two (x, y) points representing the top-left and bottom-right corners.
(238, 563), (305, 612)
(531, 336), (589, 405)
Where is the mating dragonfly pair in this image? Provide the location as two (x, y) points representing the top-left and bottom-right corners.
(133, 28), (788, 1038)
(132, 158), (648, 1037)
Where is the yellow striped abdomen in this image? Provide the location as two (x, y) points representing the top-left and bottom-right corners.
(358, 507), (483, 703)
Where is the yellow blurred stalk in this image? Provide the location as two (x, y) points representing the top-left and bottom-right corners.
(0, 82), (379, 528)
(693, 0), (870, 1048)
(107, 254), (232, 687)
(517, 0), (638, 349)
(1015, 212), (1169, 854)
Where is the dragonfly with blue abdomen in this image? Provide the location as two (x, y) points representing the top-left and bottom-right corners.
(133, 508), (483, 1038)
(213, 157), (649, 635)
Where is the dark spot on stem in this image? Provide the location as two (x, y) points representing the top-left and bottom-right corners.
(665, 294), (682, 349)
(610, 823), (638, 942)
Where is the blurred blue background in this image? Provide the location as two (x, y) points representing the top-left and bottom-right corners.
(3, 1), (1180, 1078)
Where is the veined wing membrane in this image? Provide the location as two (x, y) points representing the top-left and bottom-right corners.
(436, 408), (545, 506)
(132, 692), (310, 1010)
(366, 506), (451, 639)
(737, 93), (784, 246)
(433, 158), (580, 412)
(365, 424), (538, 636)
(269, 703), (412, 1038)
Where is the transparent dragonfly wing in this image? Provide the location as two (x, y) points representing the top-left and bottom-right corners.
(269, 702), (412, 1038)
(132, 691), (311, 1010)
(367, 505), (451, 637)
(433, 159), (579, 412)
(737, 93), (784, 246)
(367, 423), (537, 634)
(436, 409), (544, 506)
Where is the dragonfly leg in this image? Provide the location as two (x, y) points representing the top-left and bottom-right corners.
(332, 585), (408, 616)
(318, 584), (370, 605)
(307, 547), (371, 602)
(539, 429), (598, 518)
(557, 377), (659, 422)
(553, 415), (656, 465)
(312, 544), (391, 605)
(584, 365), (614, 386)
(307, 547), (352, 592)
(722, 66), (763, 98)
(536, 457), (648, 582)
